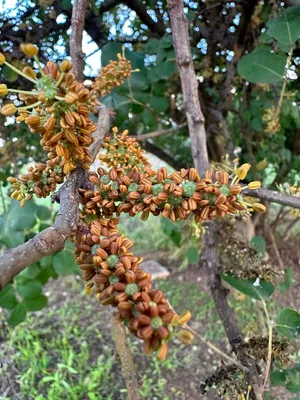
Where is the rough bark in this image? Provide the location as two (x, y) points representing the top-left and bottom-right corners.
(70, 0), (89, 81)
(167, 0), (209, 176)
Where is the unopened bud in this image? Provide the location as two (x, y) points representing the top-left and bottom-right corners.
(0, 103), (17, 116)
(20, 43), (38, 57)
(247, 181), (261, 190)
(0, 84), (8, 96)
(65, 92), (78, 104)
(157, 342), (168, 361)
(235, 163), (251, 180)
(176, 310), (192, 325)
(0, 52), (6, 65)
(177, 329), (194, 345)
(23, 66), (37, 79)
(252, 203), (266, 213)
(60, 60), (73, 72)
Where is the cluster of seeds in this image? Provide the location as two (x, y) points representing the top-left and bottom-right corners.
(0, 47), (96, 175)
(219, 224), (278, 282)
(93, 52), (131, 97)
(201, 365), (249, 399)
(74, 217), (193, 360)
(79, 165), (265, 223)
(7, 157), (65, 205)
(99, 127), (150, 171)
(237, 337), (292, 365)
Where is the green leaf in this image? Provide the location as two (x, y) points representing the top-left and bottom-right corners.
(158, 61), (177, 80)
(24, 295), (48, 311)
(141, 108), (158, 130)
(221, 273), (275, 300)
(270, 370), (286, 386)
(16, 280), (43, 299)
(278, 268), (294, 294)
(276, 308), (300, 339)
(0, 284), (17, 309)
(149, 95), (169, 113)
(267, 6), (300, 46)
(250, 235), (266, 257)
(0, 201), (38, 248)
(7, 302), (27, 325)
(161, 219), (181, 247)
(159, 35), (173, 49)
(286, 379), (300, 393)
(37, 206), (52, 221)
(187, 247), (200, 264)
(145, 38), (160, 53)
(2, 65), (18, 82)
(40, 255), (53, 268)
(53, 248), (77, 276)
(18, 263), (41, 280)
(237, 47), (286, 83)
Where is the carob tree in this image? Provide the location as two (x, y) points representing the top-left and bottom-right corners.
(0, 0), (300, 399)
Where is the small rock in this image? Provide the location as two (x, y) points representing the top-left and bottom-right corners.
(142, 260), (170, 280)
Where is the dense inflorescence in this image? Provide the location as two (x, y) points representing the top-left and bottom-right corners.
(73, 217), (192, 360)
(7, 158), (65, 205)
(0, 45), (133, 205)
(99, 127), (150, 171)
(79, 164), (265, 223)
(93, 52), (132, 97)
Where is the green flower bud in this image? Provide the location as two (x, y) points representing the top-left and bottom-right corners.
(182, 181), (196, 197)
(107, 255), (119, 268)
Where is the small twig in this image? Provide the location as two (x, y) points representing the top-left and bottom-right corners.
(268, 230), (284, 270)
(283, 217), (300, 241)
(184, 324), (249, 372)
(131, 123), (187, 141)
(260, 300), (273, 394)
(243, 187), (300, 209)
(274, 46), (294, 120)
(112, 313), (141, 400)
(270, 205), (285, 230)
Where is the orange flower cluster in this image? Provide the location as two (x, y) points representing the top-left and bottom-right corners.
(93, 53), (131, 97)
(7, 158), (65, 205)
(99, 127), (150, 171)
(4, 59), (96, 174)
(79, 165), (262, 223)
(74, 217), (191, 360)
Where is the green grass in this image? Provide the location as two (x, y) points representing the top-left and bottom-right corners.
(0, 275), (284, 400)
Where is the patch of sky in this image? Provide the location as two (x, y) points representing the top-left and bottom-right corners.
(197, 38), (207, 54)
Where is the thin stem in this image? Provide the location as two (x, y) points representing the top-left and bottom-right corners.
(55, 72), (65, 87)
(8, 89), (39, 96)
(0, 184), (7, 213)
(34, 55), (46, 77)
(55, 95), (66, 101)
(260, 300), (273, 394)
(274, 46), (294, 120)
(18, 101), (41, 111)
(4, 61), (37, 84)
(183, 324), (249, 372)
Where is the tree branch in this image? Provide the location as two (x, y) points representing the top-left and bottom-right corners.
(167, 0), (209, 176)
(0, 108), (110, 291)
(70, 0), (89, 81)
(123, 0), (165, 37)
(167, 5), (262, 394)
(243, 187), (300, 209)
